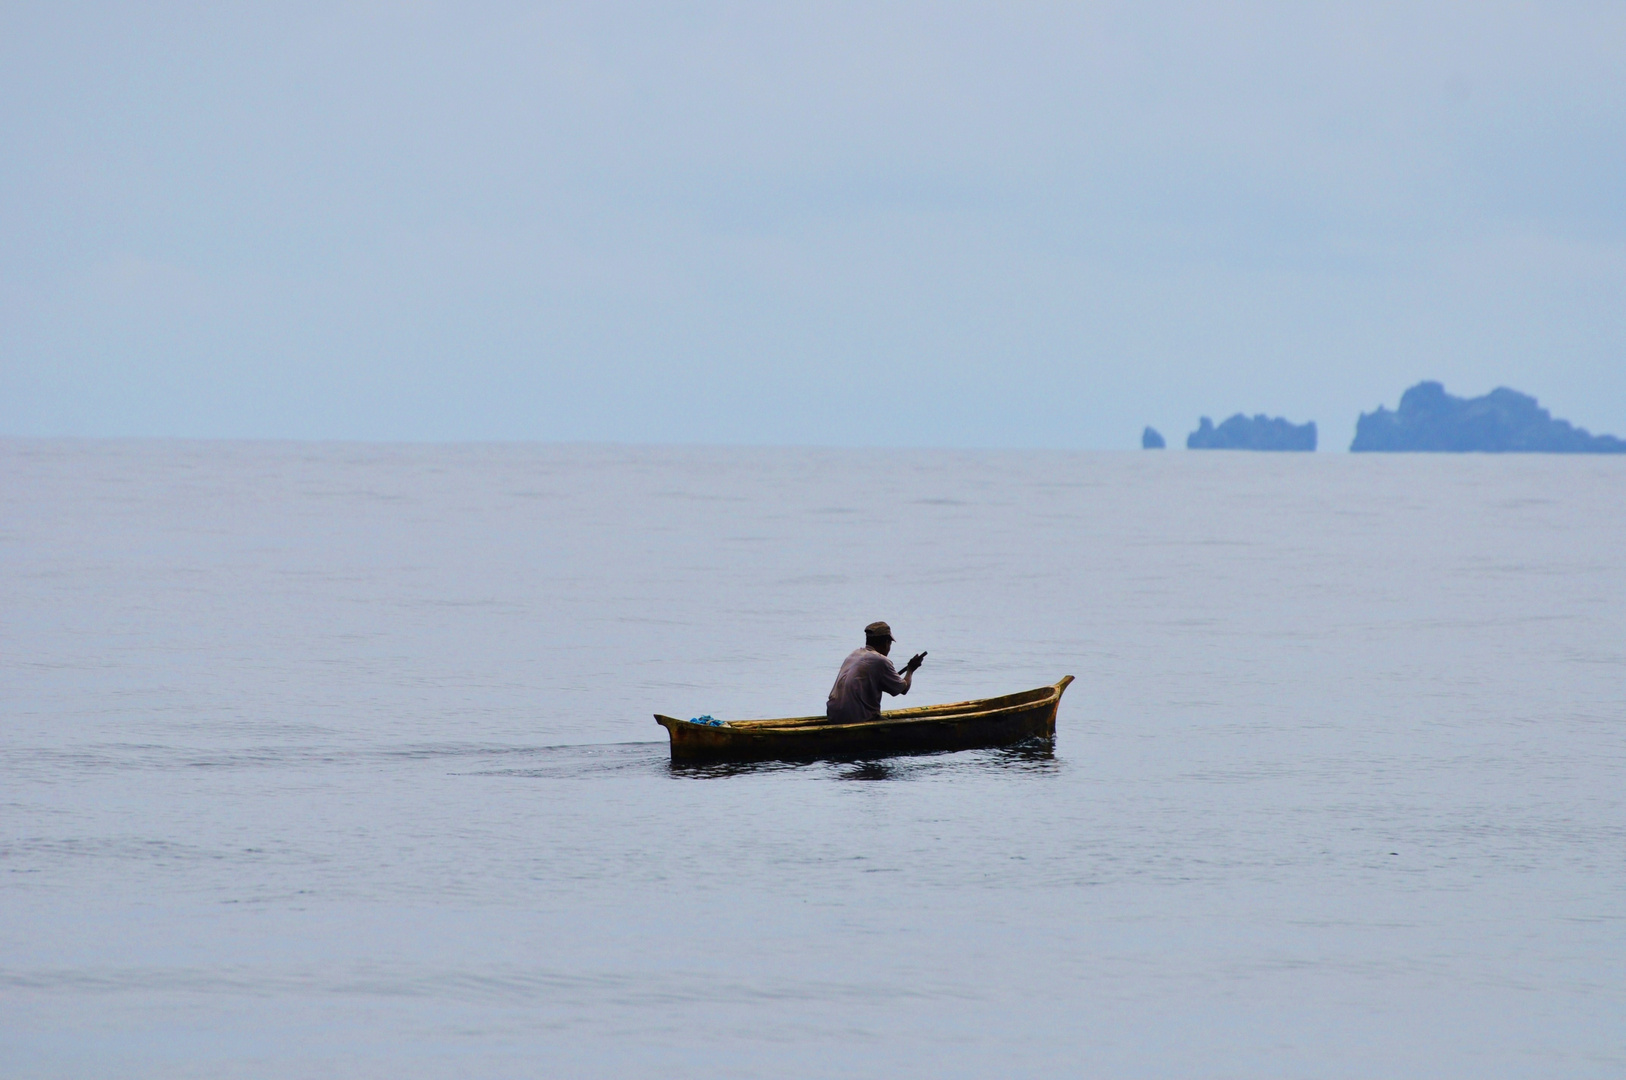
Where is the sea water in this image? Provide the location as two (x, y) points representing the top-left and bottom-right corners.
(2, 439), (1623, 1078)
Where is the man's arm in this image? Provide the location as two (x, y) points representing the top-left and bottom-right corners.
(885, 652), (927, 695)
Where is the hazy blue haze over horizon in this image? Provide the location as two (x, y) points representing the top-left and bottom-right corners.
(2, 3), (1624, 448)
(3, 439), (1624, 1077)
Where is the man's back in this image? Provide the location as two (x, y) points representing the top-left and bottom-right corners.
(826, 646), (909, 724)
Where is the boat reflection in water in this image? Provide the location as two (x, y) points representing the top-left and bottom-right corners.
(667, 736), (1059, 781)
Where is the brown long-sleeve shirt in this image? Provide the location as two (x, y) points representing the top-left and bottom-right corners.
(825, 646), (909, 724)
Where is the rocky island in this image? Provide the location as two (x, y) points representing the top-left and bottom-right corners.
(1187, 414), (1316, 451)
(1351, 382), (1626, 453)
(1142, 426), (1166, 449)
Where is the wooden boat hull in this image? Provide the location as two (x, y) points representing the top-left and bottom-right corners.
(656, 676), (1073, 763)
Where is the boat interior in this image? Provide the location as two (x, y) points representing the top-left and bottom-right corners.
(718, 680), (1069, 731)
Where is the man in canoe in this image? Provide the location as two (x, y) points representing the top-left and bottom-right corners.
(826, 621), (926, 724)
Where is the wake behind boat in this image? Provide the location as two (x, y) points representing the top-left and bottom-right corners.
(655, 676), (1073, 763)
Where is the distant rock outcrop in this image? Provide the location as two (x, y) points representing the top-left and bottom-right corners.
(1351, 382), (1626, 453)
(1187, 414), (1316, 451)
(1142, 426), (1166, 449)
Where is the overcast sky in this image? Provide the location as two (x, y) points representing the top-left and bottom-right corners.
(3, 2), (1622, 448)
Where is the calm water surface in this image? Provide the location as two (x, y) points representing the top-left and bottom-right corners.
(3, 440), (1624, 1078)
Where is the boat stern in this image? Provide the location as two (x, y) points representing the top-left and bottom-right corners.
(655, 714), (740, 760)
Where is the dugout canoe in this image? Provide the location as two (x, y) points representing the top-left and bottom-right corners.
(655, 676), (1074, 763)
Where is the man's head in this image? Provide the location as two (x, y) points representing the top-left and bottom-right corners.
(864, 620), (894, 656)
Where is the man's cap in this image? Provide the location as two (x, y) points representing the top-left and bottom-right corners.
(864, 621), (894, 641)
